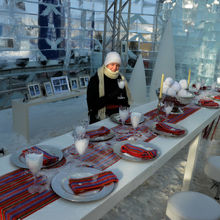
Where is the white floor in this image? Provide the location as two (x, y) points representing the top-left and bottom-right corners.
(0, 95), (219, 219)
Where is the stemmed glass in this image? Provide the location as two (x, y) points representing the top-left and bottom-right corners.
(74, 135), (90, 165)
(119, 106), (130, 133)
(117, 79), (125, 99)
(196, 82), (201, 92)
(25, 152), (44, 194)
(130, 112), (142, 141)
(164, 102), (174, 121)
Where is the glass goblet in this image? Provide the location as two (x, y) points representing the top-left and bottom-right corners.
(196, 82), (201, 91)
(119, 106), (130, 133)
(25, 152), (43, 194)
(73, 125), (86, 139)
(164, 102), (174, 121)
(117, 79), (125, 99)
(74, 135), (90, 164)
(130, 112), (142, 141)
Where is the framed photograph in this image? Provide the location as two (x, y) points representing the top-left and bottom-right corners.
(79, 76), (90, 88)
(51, 76), (70, 94)
(43, 81), (53, 96)
(70, 77), (79, 90)
(27, 83), (42, 99)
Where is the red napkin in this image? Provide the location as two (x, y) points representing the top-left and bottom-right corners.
(69, 171), (118, 195)
(86, 126), (110, 138)
(199, 99), (219, 107)
(121, 143), (157, 159)
(214, 95), (220, 100)
(22, 146), (59, 166)
(156, 122), (185, 135)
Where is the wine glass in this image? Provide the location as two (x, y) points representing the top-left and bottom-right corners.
(74, 135), (90, 164)
(196, 82), (201, 91)
(25, 152), (44, 194)
(164, 102), (174, 121)
(117, 79), (125, 99)
(119, 106), (130, 133)
(74, 125), (86, 139)
(130, 112), (142, 141)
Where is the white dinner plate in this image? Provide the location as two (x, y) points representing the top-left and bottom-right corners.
(51, 167), (116, 202)
(10, 145), (63, 168)
(150, 122), (187, 137)
(110, 113), (145, 125)
(86, 125), (115, 142)
(112, 141), (160, 162)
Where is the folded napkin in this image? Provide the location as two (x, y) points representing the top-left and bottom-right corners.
(214, 95), (220, 100)
(156, 122), (185, 135)
(121, 143), (157, 160)
(69, 171), (118, 195)
(86, 126), (110, 138)
(199, 99), (219, 107)
(22, 146), (59, 166)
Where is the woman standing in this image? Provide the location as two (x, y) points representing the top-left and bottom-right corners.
(87, 51), (132, 124)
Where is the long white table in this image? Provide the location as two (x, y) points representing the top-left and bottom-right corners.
(1, 100), (220, 220)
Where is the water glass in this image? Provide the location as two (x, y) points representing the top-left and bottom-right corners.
(25, 152), (44, 194)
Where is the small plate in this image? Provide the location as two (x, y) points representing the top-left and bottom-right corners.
(150, 122), (187, 137)
(112, 141), (160, 162)
(86, 125), (115, 142)
(10, 145), (63, 168)
(110, 113), (145, 125)
(51, 167), (116, 202)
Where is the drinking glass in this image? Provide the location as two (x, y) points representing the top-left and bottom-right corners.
(117, 79), (125, 99)
(119, 106), (129, 133)
(196, 82), (201, 91)
(25, 152), (44, 194)
(164, 102), (174, 121)
(74, 135), (90, 163)
(130, 112), (142, 141)
(73, 125), (86, 139)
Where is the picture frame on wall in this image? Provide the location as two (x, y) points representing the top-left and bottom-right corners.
(79, 76), (90, 88)
(27, 83), (42, 99)
(43, 81), (53, 96)
(51, 76), (70, 94)
(70, 77), (79, 90)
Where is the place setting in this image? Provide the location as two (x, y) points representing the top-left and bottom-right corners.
(195, 98), (219, 109)
(51, 167), (118, 202)
(112, 141), (160, 162)
(10, 145), (64, 169)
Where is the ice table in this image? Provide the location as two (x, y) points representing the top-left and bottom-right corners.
(11, 89), (86, 142)
(2, 100), (220, 220)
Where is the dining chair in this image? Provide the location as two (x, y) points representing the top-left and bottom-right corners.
(166, 191), (220, 220)
(204, 156), (220, 200)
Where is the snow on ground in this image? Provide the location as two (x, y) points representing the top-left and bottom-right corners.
(0, 95), (219, 219)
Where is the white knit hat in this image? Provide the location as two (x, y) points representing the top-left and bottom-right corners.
(104, 51), (121, 66)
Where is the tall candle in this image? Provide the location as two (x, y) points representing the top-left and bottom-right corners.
(188, 69), (191, 88)
(159, 74), (164, 99)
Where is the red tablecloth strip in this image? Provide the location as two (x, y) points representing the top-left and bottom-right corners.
(0, 143), (120, 220)
(112, 124), (157, 142)
(144, 105), (200, 124)
(0, 169), (59, 220)
(68, 143), (120, 171)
